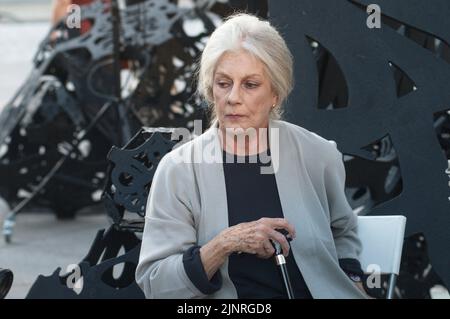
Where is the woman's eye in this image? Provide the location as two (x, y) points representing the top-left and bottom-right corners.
(217, 82), (230, 88)
(245, 82), (259, 89)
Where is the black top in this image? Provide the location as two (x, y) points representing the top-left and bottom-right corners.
(223, 150), (312, 298)
(182, 150), (363, 298)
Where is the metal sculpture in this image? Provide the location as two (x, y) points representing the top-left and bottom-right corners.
(21, 0), (263, 298)
(104, 128), (180, 229)
(26, 226), (144, 299)
(27, 129), (181, 298)
(0, 0), (226, 241)
(270, 0), (450, 296)
(0, 268), (13, 299)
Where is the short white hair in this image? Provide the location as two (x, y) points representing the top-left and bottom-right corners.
(196, 13), (294, 124)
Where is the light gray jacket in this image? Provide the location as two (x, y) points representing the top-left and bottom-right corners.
(136, 120), (367, 299)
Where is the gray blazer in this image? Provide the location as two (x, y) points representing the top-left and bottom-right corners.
(136, 120), (368, 299)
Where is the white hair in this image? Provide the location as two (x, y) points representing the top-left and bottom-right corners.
(196, 13), (294, 125)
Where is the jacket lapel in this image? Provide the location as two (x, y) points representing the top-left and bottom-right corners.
(270, 120), (317, 257)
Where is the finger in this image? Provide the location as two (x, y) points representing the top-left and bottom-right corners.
(268, 229), (290, 257)
(260, 218), (296, 239)
(255, 240), (274, 259)
(262, 240), (275, 258)
(254, 222), (290, 256)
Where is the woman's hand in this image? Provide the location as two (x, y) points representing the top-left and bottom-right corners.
(199, 217), (296, 280)
(219, 217), (296, 259)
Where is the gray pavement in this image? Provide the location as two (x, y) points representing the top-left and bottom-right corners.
(0, 209), (110, 299)
(0, 0), (52, 22)
(0, 22), (49, 108)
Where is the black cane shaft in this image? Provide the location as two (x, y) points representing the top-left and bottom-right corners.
(272, 233), (295, 299)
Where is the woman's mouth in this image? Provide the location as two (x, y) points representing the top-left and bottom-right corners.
(225, 114), (245, 121)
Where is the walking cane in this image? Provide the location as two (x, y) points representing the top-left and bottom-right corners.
(271, 233), (295, 299)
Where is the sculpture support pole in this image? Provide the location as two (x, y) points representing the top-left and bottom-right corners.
(111, 0), (131, 145)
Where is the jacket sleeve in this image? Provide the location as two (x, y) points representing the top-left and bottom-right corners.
(324, 143), (363, 261)
(135, 153), (207, 299)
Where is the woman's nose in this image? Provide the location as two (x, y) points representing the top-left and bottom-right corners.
(227, 84), (242, 105)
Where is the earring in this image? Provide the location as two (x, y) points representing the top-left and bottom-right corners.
(272, 104), (276, 108)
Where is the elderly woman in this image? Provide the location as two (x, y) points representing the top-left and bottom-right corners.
(136, 13), (369, 299)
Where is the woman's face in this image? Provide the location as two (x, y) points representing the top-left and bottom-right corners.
(212, 49), (278, 131)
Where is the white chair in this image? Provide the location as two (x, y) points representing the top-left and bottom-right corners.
(357, 215), (407, 299)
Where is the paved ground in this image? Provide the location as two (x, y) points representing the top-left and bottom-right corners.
(0, 22), (49, 108)
(0, 209), (110, 299)
(0, 0), (52, 22)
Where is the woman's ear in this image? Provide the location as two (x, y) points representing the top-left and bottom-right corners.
(272, 94), (279, 107)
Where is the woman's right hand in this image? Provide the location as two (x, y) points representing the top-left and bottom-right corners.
(219, 217), (296, 259)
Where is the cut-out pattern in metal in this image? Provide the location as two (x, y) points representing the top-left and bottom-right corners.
(26, 226), (144, 299)
(103, 128), (180, 231)
(270, 0), (450, 295)
(0, 0), (248, 240)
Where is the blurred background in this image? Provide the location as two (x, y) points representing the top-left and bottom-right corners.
(0, 0), (109, 299)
